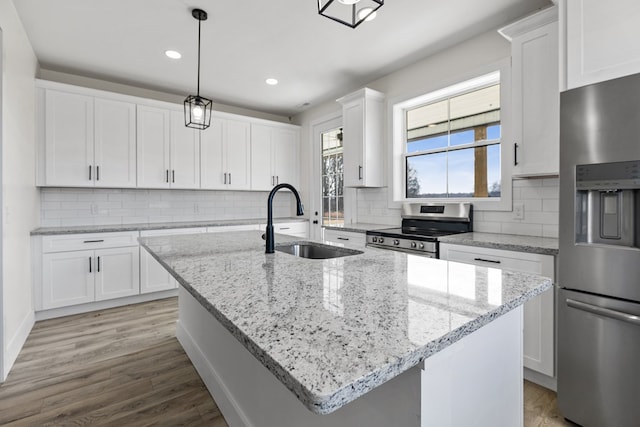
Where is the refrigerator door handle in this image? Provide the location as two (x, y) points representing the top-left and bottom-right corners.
(567, 298), (640, 326)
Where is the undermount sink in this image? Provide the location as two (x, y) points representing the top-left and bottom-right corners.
(275, 242), (363, 260)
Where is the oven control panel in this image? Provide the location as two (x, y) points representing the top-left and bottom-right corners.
(366, 235), (437, 256)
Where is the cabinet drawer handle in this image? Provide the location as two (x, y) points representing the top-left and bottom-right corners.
(514, 143), (519, 166)
(89, 165), (92, 181)
(279, 227), (291, 230)
(97, 256), (101, 272)
(337, 237), (350, 241)
(96, 165), (100, 181)
(83, 239), (104, 243)
(473, 257), (501, 264)
(89, 256), (92, 273)
(359, 165), (363, 180)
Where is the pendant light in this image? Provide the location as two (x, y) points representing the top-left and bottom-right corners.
(184, 8), (212, 129)
(317, 0), (383, 29)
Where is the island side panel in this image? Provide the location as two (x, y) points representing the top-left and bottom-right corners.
(176, 286), (422, 427)
(421, 306), (524, 427)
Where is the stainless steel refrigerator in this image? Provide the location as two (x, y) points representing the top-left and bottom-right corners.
(559, 73), (640, 427)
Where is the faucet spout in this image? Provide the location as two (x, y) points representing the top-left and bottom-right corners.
(265, 183), (304, 253)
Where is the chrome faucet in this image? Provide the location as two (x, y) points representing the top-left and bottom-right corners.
(265, 183), (304, 253)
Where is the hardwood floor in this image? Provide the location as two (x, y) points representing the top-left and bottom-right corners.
(1, 297), (570, 426)
(0, 297), (228, 426)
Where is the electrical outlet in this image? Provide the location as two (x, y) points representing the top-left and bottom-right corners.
(513, 203), (524, 220)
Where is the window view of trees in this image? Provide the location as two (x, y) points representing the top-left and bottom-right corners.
(405, 82), (502, 199)
(322, 128), (344, 226)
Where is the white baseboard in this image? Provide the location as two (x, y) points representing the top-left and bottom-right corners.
(35, 289), (178, 321)
(524, 367), (557, 391)
(3, 309), (36, 382)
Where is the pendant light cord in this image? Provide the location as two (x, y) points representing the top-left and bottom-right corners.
(196, 15), (201, 97)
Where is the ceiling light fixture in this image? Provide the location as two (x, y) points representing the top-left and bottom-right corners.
(266, 78), (278, 86)
(317, 0), (383, 29)
(165, 50), (182, 59)
(184, 8), (212, 130)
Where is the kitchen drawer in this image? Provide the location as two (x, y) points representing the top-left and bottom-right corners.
(42, 231), (139, 253)
(442, 245), (553, 278)
(323, 229), (366, 247)
(259, 221), (309, 238)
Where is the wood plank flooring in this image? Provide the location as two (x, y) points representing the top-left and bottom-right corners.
(1, 297), (570, 426)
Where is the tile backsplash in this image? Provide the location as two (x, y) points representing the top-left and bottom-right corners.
(356, 178), (559, 238)
(40, 188), (293, 227)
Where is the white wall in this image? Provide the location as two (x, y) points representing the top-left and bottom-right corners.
(0, 0), (39, 380)
(40, 188), (293, 228)
(294, 29), (560, 238)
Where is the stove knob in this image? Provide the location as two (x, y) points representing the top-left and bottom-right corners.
(419, 243), (425, 249)
(393, 239), (400, 246)
(372, 237), (378, 243)
(410, 242), (417, 248)
(378, 237), (384, 244)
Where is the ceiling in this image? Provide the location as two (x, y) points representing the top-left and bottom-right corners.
(14, 0), (552, 117)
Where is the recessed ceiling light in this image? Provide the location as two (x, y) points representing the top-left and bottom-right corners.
(266, 78), (278, 86)
(165, 50), (182, 59)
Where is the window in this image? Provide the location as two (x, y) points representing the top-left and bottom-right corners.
(322, 127), (344, 226)
(391, 70), (510, 208)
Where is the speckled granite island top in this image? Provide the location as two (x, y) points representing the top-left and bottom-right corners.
(439, 232), (559, 255)
(139, 231), (552, 415)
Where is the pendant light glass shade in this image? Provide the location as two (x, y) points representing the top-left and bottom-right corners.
(184, 8), (213, 129)
(318, 0), (383, 28)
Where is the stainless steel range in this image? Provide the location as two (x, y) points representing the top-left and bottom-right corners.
(366, 203), (473, 258)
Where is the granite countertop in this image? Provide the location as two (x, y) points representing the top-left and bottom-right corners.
(30, 217), (307, 236)
(439, 232), (559, 256)
(322, 223), (394, 234)
(140, 231), (552, 415)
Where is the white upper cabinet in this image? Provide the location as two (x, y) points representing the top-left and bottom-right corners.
(39, 87), (137, 187)
(337, 88), (385, 188)
(561, 0), (640, 91)
(136, 104), (171, 188)
(94, 98), (137, 187)
(137, 106), (200, 189)
(500, 7), (559, 177)
(170, 110), (200, 189)
(201, 117), (251, 190)
(250, 123), (300, 191)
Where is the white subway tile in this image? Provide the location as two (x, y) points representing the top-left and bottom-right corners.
(501, 222), (543, 236)
(542, 224), (559, 238)
(542, 199), (559, 212)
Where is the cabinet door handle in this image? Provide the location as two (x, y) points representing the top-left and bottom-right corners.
(276, 176), (279, 185)
(337, 237), (350, 241)
(514, 143), (519, 166)
(166, 170), (169, 183)
(272, 176), (275, 186)
(359, 165), (363, 180)
(83, 239), (104, 243)
(229, 173), (231, 185)
(89, 165), (92, 181)
(97, 256), (101, 272)
(224, 173), (227, 184)
(473, 257), (501, 264)
(172, 170), (175, 183)
(89, 256), (92, 273)
(96, 165), (100, 181)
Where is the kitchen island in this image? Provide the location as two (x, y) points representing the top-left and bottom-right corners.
(140, 231), (552, 427)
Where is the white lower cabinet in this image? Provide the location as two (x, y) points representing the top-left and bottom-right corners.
(140, 228), (207, 294)
(40, 231), (140, 310)
(322, 229), (366, 248)
(258, 221), (309, 238)
(439, 243), (555, 378)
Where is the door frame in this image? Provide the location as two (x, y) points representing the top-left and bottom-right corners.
(309, 113), (341, 240)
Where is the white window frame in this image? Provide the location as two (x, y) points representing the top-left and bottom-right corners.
(389, 60), (513, 211)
